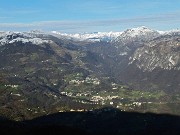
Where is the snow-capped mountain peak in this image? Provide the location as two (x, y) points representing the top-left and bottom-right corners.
(121, 26), (159, 37)
(114, 26), (162, 44)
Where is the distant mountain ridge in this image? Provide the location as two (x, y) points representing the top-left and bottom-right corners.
(51, 26), (180, 42)
(51, 31), (123, 42)
(1, 26), (180, 43)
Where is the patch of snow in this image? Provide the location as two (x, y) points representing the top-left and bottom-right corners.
(169, 56), (176, 65)
(119, 52), (128, 56)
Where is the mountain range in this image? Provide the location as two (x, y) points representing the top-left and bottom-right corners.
(0, 26), (180, 120)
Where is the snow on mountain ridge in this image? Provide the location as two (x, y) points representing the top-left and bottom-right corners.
(51, 31), (123, 42)
(0, 31), (50, 45)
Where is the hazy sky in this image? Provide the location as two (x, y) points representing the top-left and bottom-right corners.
(0, 0), (180, 33)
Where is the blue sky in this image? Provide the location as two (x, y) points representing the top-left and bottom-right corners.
(0, 0), (180, 33)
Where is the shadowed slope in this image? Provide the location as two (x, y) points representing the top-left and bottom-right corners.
(0, 108), (180, 135)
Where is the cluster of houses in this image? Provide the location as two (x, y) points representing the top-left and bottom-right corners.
(69, 76), (100, 85)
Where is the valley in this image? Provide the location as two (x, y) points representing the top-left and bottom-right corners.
(0, 27), (180, 120)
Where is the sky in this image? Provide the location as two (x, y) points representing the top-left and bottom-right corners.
(0, 0), (180, 33)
